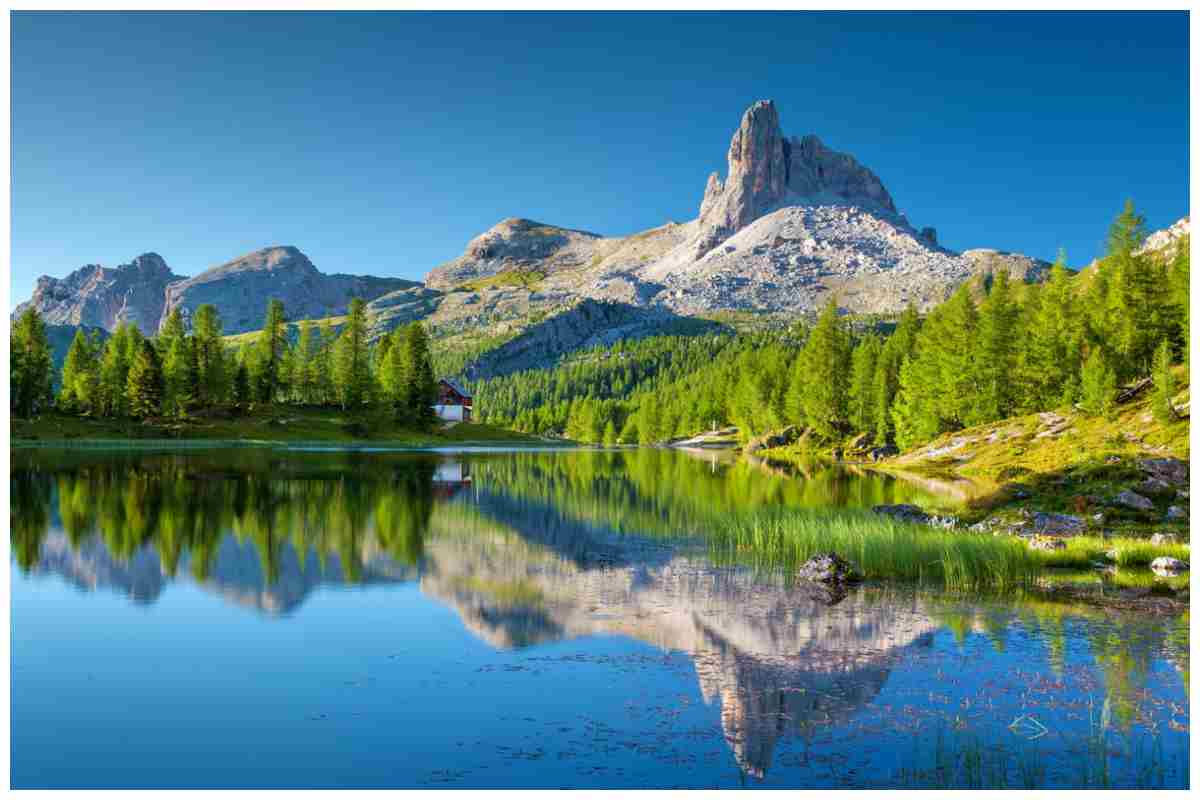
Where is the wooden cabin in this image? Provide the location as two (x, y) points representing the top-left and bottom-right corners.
(433, 379), (473, 422)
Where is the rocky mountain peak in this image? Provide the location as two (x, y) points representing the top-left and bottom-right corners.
(695, 100), (899, 258)
(14, 253), (183, 334)
(699, 99), (789, 232)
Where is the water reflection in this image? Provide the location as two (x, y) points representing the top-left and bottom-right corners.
(9, 448), (1190, 788)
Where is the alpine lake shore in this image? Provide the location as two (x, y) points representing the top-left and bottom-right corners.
(12, 372), (1191, 618)
(744, 367), (1191, 614)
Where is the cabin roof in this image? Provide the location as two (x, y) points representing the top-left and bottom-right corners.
(438, 378), (472, 399)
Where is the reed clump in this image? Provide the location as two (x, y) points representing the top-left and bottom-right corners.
(711, 509), (1041, 592)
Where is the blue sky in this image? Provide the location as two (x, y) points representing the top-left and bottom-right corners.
(11, 11), (1189, 304)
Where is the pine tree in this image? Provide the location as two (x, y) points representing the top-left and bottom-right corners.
(847, 335), (881, 437)
(11, 307), (54, 418)
(1168, 235), (1190, 365)
(254, 299), (288, 403)
(332, 298), (371, 409)
(163, 335), (197, 416)
(58, 328), (99, 414)
(1105, 200), (1167, 379)
(191, 304), (226, 406)
(1151, 339), (1178, 424)
(1079, 347), (1117, 419)
(971, 270), (1019, 424)
(1022, 251), (1080, 409)
(872, 304), (920, 444)
(158, 308), (187, 354)
(232, 362), (251, 410)
(126, 339), (165, 419)
(293, 320), (318, 405)
(314, 320), (335, 405)
(396, 322), (437, 427)
(97, 323), (141, 417)
(795, 297), (851, 438)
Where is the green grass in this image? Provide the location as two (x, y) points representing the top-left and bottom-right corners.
(457, 268), (546, 292)
(1029, 536), (1190, 569)
(709, 509), (1040, 592)
(11, 408), (558, 447)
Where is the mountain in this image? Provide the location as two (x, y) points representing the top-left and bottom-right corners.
(16, 246), (422, 336)
(162, 245), (420, 334)
(14, 253), (180, 334)
(13, 99), (1187, 368)
(422, 99), (1052, 317)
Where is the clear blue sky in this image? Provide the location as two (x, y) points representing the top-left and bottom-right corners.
(11, 11), (1190, 305)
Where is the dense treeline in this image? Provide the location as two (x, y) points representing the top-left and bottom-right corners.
(471, 202), (1189, 447)
(13, 296), (439, 428)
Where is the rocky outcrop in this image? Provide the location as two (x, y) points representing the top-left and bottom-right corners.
(162, 245), (419, 334)
(425, 218), (604, 290)
(14, 253), (180, 334)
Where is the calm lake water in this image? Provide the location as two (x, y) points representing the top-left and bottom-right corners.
(10, 447), (1190, 789)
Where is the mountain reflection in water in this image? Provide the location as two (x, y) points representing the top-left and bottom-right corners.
(10, 448), (1190, 788)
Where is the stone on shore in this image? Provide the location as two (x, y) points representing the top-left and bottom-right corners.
(1151, 557), (1189, 577)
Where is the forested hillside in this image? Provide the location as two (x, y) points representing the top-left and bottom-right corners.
(466, 202), (1190, 448)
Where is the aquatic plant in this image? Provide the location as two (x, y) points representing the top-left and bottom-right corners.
(709, 509), (1040, 592)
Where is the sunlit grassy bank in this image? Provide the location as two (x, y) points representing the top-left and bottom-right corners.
(708, 509), (1189, 594)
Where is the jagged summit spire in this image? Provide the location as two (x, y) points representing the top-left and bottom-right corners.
(698, 99), (897, 243)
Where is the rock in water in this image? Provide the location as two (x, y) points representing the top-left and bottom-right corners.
(1151, 557), (1189, 577)
(796, 552), (861, 585)
(1113, 490), (1155, 512)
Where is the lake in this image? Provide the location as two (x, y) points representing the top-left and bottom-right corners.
(10, 446), (1190, 789)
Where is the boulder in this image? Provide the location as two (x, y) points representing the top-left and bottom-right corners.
(1166, 506), (1188, 522)
(1138, 457), (1189, 487)
(1028, 535), (1067, 552)
(1030, 512), (1085, 536)
(1151, 533), (1179, 546)
(1151, 557), (1189, 577)
(1136, 477), (1175, 497)
(869, 445), (899, 462)
(743, 425), (798, 455)
(796, 552), (861, 585)
(873, 504), (929, 524)
(1113, 490), (1154, 512)
(872, 504), (958, 529)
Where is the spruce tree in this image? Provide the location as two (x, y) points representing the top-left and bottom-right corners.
(1151, 339), (1178, 423)
(126, 339), (165, 419)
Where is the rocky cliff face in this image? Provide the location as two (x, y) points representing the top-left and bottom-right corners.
(163, 245), (420, 334)
(697, 100), (896, 249)
(14, 253), (180, 334)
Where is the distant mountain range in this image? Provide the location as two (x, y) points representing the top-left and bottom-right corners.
(13, 99), (1188, 372)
